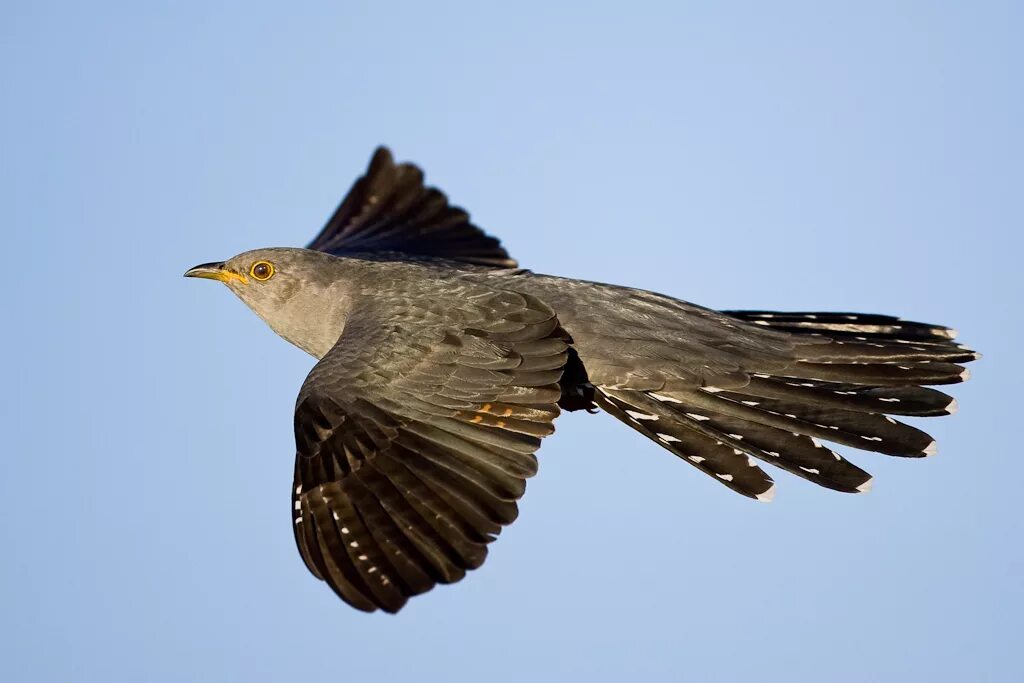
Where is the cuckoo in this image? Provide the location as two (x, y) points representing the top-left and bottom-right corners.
(186, 147), (977, 613)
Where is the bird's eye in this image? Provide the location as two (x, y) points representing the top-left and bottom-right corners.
(250, 261), (275, 281)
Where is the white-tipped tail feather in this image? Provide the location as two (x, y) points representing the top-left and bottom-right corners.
(593, 309), (975, 500)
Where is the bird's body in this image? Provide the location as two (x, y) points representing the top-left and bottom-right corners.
(224, 250), (807, 387)
(187, 147), (977, 613)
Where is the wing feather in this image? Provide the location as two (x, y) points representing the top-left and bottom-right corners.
(307, 147), (517, 267)
(291, 286), (566, 612)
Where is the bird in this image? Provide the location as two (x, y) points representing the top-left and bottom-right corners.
(185, 146), (978, 614)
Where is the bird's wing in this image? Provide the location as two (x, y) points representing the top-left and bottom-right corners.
(290, 287), (566, 612)
(306, 147), (517, 267)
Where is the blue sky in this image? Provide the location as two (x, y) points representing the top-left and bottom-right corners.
(2, 2), (1021, 681)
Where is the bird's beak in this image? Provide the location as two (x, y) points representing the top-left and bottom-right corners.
(184, 262), (248, 285)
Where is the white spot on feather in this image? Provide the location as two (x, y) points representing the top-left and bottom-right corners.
(756, 484), (776, 502)
(861, 436), (883, 442)
(717, 473), (734, 481)
(686, 413), (710, 421)
(626, 410), (658, 421)
(856, 478), (874, 493)
(650, 392), (683, 403)
(923, 441), (938, 456)
(657, 433), (681, 443)
(799, 466), (820, 475)
(688, 455), (706, 463)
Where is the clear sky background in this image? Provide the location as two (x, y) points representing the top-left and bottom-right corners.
(2, 2), (1021, 681)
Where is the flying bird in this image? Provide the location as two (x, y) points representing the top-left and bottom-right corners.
(186, 147), (977, 613)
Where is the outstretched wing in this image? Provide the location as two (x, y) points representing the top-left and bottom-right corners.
(306, 147), (517, 267)
(290, 286), (566, 612)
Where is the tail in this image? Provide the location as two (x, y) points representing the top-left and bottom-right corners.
(595, 311), (977, 501)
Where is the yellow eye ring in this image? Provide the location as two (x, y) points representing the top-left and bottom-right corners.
(250, 260), (275, 281)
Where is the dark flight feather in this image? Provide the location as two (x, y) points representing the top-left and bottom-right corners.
(307, 147), (517, 267)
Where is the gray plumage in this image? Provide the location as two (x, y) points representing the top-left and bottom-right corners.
(186, 147), (977, 613)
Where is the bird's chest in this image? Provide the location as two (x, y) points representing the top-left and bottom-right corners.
(255, 288), (353, 360)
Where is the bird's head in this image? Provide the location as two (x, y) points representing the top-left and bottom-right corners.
(185, 247), (351, 357)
